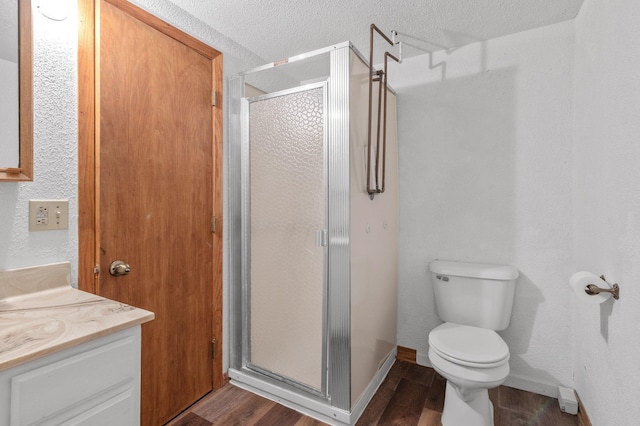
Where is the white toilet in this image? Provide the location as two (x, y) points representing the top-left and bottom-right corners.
(428, 260), (518, 426)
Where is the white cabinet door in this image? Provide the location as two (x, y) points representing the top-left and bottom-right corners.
(0, 327), (141, 426)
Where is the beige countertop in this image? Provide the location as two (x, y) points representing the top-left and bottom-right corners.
(0, 262), (154, 371)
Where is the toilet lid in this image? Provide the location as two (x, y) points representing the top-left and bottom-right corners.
(429, 323), (509, 368)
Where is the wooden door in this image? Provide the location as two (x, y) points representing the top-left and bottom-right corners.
(78, 1), (223, 425)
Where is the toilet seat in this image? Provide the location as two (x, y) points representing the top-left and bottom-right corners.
(428, 347), (510, 389)
(429, 322), (509, 369)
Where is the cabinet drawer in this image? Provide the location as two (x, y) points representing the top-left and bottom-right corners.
(10, 334), (137, 425)
(64, 387), (136, 426)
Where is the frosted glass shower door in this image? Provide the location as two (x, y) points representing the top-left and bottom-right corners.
(246, 82), (327, 393)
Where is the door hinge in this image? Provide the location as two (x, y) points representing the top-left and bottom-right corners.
(211, 339), (217, 359)
(93, 265), (100, 277)
(211, 90), (218, 107)
(211, 216), (217, 233)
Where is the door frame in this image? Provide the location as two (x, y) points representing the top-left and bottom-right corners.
(77, 0), (224, 390)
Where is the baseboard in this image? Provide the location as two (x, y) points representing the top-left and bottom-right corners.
(502, 375), (559, 398)
(577, 394), (592, 426)
(416, 351), (431, 368)
(397, 346), (417, 363)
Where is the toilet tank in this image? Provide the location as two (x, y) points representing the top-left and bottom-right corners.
(429, 260), (519, 331)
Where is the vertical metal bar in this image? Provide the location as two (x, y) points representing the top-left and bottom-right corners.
(366, 25), (375, 196)
(320, 81), (330, 398)
(367, 24), (397, 198)
(228, 75), (244, 370)
(381, 51), (399, 192)
(328, 45), (351, 411)
(240, 97), (252, 369)
(374, 70), (384, 191)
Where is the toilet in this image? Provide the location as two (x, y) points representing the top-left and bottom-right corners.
(428, 260), (518, 426)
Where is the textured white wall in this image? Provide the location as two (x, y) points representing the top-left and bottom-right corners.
(388, 21), (576, 393)
(0, 7), (78, 283)
(573, 0), (640, 424)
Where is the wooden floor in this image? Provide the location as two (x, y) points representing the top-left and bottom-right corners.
(168, 361), (581, 426)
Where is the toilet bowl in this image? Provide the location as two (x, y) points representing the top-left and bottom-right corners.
(428, 260), (518, 426)
(428, 322), (510, 426)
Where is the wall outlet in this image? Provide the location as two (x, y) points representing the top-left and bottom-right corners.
(29, 200), (69, 231)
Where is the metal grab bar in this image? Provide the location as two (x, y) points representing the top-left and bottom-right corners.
(367, 24), (400, 200)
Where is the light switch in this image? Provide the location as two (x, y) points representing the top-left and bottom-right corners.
(29, 200), (69, 231)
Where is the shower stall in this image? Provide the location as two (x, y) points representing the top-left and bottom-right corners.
(229, 42), (398, 425)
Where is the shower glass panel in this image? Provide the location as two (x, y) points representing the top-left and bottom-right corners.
(245, 83), (327, 393)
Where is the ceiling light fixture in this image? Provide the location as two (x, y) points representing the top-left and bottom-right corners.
(35, 0), (70, 21)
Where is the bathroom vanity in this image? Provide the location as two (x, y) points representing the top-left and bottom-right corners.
(0, 262), (154, 425)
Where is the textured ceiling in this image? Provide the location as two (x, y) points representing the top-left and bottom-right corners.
(165, 0), (583, 64)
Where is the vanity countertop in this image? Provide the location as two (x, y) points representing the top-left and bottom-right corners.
(0, 262), (154, 371)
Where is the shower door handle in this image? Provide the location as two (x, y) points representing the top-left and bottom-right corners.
(316, 230), (328, 247)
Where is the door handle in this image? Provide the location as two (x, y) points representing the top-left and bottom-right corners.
(109, 260), (131, 276)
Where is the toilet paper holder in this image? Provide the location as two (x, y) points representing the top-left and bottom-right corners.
(585, 275), (620, 300)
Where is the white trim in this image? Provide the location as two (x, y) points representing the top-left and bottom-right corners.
(229, 368), (349, 425)
(238, 42), (351, 76)
(229, 348), (397, 426)
(245, 81), (327, 103)
(503, 375), (559, 398)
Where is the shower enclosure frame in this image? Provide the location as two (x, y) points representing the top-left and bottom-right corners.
(228, 41), (397, 424)
(241, 80), (330, 398)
